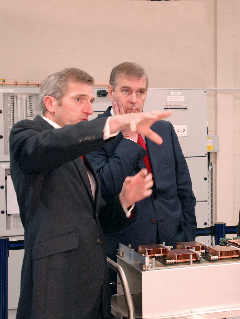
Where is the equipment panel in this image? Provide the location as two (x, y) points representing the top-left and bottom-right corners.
(0, 87), (40, 161)
(0, 162), (24, 236)
(144, 89), (207, 157)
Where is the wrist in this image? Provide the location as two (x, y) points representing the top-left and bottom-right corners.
(119, 192), (132, 209)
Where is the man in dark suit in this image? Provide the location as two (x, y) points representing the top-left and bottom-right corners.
(9, 68), (171, 319)
(87, 63), (197, 288)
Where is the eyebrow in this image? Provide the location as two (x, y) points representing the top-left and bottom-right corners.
(120, 86), (146, 91)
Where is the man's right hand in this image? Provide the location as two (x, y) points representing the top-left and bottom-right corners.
(109, 107), (172, 145)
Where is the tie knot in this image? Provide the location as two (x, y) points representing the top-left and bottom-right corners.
(137, 134), (153, 174)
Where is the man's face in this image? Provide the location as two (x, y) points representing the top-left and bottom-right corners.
(48, 81), (95, 127)
(108, 76), (147, 113)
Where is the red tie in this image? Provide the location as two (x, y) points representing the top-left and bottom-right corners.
(129, 136), (153, 220)
(137, 134), (153, 174)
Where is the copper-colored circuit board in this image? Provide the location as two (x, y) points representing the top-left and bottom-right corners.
(137, 241), (240, 264)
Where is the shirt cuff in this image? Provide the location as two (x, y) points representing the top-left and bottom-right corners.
(122, 204), (135, 218)
(103, 117), (119, 140)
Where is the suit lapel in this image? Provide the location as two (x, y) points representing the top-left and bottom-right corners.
(82, 155), (99, 187)
(73, 157), (94, 202)
(84, 156), (103, 210)
(146, 138), (158, 177)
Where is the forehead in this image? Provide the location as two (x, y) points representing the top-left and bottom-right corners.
(64, 81), (94, 98)
(115, 76), (147, 90)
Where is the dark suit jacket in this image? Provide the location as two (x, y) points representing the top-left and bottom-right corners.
(9, 115), (130, 319)
(87, 107), (196, 258)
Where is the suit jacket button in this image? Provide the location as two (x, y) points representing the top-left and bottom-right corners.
(151, 219), (156, 224)
(97, 238), (102, 245)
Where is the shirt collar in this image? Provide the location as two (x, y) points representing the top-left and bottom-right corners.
(110, 107), (114, 116)
(41, 115), (61, 129)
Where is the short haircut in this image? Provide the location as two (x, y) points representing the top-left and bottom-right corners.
(109, 62), (148, 91)
(39, 68), (94, 114)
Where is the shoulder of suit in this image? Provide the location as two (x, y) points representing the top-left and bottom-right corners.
(151, 119), (171, 130)
(97, 106), (112, 118)
(11, 115), (48, 133)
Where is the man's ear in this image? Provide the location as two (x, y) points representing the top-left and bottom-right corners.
(108, 85), (114, 102)
(43, 96), (56, 113)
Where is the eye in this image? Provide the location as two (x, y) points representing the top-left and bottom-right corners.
(121, 89), (131, 96)
(76, 97), (81, 102)
(137, 90), (145, 96)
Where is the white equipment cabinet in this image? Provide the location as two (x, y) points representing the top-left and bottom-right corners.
(144, 89), (209, 244)
(0, 87), (40, 162)
(0, 87), (41, 236)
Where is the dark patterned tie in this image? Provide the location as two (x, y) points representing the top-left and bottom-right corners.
(81, 156), (92, 194)
(137, 134), (153, 174)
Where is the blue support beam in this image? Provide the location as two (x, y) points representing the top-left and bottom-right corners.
(0, 237), (9, 319)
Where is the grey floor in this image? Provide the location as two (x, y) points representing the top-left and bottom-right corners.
(7, 309), (240, 319)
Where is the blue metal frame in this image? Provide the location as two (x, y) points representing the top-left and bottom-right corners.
(196, 223), (239, 245)
(0, 238), (9, 319)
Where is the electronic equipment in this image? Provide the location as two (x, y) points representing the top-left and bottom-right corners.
(115, 243), (240, 318)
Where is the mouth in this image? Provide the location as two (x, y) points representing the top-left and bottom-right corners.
(126, 108), (139, 113)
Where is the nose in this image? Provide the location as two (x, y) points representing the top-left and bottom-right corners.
(85, 100), (94, 115)
(129, 92), (137, 103)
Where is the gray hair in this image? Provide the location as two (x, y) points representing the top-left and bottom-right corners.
(39, 68), (94, 114)
(109, 62), (148, 91)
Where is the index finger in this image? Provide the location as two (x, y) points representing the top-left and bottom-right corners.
(151, 110), (172, 119)
(112, 101), (120, 115)
(118, 102), (125, 115)
(133, 168), (148, 180)
(145, 129), (163, 145)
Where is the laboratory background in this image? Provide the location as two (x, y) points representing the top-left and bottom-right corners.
(0, 0), (240, 318)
